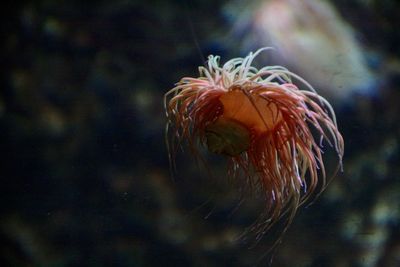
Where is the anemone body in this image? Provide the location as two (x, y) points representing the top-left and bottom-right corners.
(165, 48), (344, 239)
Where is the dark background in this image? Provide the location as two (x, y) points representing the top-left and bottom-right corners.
(1, 0), (400, 266)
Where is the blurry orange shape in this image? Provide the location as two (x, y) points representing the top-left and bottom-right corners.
(229, 0), (375, 101)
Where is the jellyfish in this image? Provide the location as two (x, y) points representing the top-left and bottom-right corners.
(164, 47), (344, 243)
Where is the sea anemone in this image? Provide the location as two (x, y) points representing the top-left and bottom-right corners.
(165, 47), (344, 242)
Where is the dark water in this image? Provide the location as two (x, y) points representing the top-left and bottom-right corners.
(2, 1), (400, 266)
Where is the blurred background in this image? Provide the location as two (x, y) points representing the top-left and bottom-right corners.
(1, 0), (400, 266)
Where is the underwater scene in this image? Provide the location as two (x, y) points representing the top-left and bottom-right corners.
(2, 0), (400, 266)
